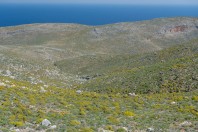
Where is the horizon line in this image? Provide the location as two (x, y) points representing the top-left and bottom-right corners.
(1, 2), (198, 6)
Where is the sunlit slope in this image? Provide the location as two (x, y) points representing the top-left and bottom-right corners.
(0, 75), (197, 131)
(77, 40), (198, 94)
(0, 17), (198, 87)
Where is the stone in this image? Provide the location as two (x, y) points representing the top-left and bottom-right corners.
(21, 86), (26, 89)
(122, 127), (128, 131)
(14, 129), (20, 132)
(76, 90), (82, 94)
(0, 82), (6, 86)
(10, 76), (15, 79)
(116, 127), (128, 131)
(11, 84), (16, 87)
(41, 119), (51, 126)
(5, 80), (10, 83)
(129, 93), (137, 97)
(40, 87), (47, 93)
(179, 121), (192, 127)
(50, 125), (57, 129)
(6, 70), (12, 76)
(81, 76), (91, 80)
(171, 101), (176, 105)
(146, 127), (154, 132)
(44, 85), (49, 88)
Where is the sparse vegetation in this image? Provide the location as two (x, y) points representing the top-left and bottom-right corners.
(0, 18), (198, 131)
(0, 75), (197, 131)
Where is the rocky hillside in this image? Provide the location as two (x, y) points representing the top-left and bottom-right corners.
(0, 75), (197, 131)
(0, 17), (198, 87)
(0, 17), (198, 131)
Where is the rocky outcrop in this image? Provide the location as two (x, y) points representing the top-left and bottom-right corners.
(160, 25), (189, 34)
(158, 18), (198, 35)
(169, 25), (188, 33)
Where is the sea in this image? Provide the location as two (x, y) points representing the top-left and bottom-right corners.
(0, 4), (198, 27)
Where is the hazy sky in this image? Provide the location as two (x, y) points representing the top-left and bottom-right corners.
(1, 0), (198, 5)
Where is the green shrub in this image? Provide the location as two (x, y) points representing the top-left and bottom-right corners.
(192, 96), (198, 102)
(123, 111), (135, 117)
(70, 120), (81, 126)
(105, 125), (114, 131)
(10, 121), (24, 127)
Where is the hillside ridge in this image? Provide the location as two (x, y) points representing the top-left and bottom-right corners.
(0, 17), (198, 131)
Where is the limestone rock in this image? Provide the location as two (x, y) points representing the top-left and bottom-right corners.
(41, 119), (51, 126)
(179, 121), (192, 127)
(171, 101), (176, 105)
(147, 127), (154, 132)
(50, 125), (57, 129)
(76, 90), (82, 94)
(40, 87), (47, 93)
(0, 82), (6, 86)
(129, 93), (137, 97)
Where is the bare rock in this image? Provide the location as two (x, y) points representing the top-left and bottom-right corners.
(40, 87), (47, 93)
(179, 121), (192, 127)
(76, 90), (82, 94)
(169, 25), (188, 33)
(171, 101), (177, 105)
(129, 93), (137, 97)
(41, 119), (51, 126)
(147, 127), (154, 132)
(50, 125), (57, 129)
(0, 82), (6, 86)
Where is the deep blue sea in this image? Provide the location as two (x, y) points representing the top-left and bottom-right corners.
(0, 4), (198, 27)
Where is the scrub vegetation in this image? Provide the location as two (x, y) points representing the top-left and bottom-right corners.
(0, 17), (198, 131)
